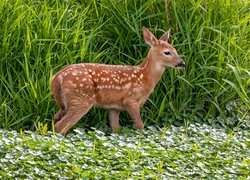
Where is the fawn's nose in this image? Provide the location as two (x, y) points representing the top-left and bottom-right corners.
(175, 60), (185, 68)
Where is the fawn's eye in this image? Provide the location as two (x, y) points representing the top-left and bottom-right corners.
(164, 51), (171, 56)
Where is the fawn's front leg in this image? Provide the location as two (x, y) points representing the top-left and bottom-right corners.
(109, 109), (120, 133)
(126, 103), (144, 129)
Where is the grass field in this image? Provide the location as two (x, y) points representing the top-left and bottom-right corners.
(0, 0), (249, 131)
(0, 125), (249, 179)
(0, 0), (249, 179)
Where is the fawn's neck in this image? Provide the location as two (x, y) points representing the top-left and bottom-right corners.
(139, 50), (165, 87)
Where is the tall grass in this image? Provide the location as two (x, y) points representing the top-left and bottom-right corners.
(0, 0), (249, 130)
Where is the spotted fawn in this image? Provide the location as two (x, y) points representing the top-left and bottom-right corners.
(51, 27), (185, 135)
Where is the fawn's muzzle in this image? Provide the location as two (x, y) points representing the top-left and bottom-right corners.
(175, 61), (185, 68)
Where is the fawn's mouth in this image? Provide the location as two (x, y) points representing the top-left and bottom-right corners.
(175, 61), (186, 69)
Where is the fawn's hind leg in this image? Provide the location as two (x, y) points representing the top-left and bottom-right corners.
(55, 97), (93, 135)
(54, 110), (66, 123)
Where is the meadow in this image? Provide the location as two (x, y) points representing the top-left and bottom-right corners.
(0, 0), (250, 178)
(0, 125), (250, 178)
(0, 0), (249, 130)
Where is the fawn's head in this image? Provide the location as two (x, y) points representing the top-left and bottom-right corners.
(143, 27), (185, 69)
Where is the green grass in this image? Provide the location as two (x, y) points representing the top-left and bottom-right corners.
(0, 124), (249, 178)
(0, 0), (249, 130)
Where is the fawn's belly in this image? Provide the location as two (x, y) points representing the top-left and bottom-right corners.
(93, 89), (127, 110)
(94, 102), (125, 110)
(93, 88), (148, 110)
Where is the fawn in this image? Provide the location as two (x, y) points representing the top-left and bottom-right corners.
(51, 27), (185, 135)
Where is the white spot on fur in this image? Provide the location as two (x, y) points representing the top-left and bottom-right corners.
(113, 78), (119, 83)
(64, 88), (70, 92)
(115, 86), (121, 90)
(124, 82), (131, 89)
(120, 78), (126, 83)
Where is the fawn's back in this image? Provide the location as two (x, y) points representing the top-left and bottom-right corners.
(52, 27), (185, 135)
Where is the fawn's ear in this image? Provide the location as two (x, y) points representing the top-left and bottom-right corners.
(159, 29), (171, 42)
(142, 27), (158, 47)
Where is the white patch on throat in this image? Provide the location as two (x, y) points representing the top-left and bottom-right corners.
(155, 62), (165, 72)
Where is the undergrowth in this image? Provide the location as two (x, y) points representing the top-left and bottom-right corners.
(0, 124), (249, 179)
(0, 0), (249, 130)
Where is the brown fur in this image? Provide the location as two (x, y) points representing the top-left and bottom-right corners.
(51, 27), (185, 135)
